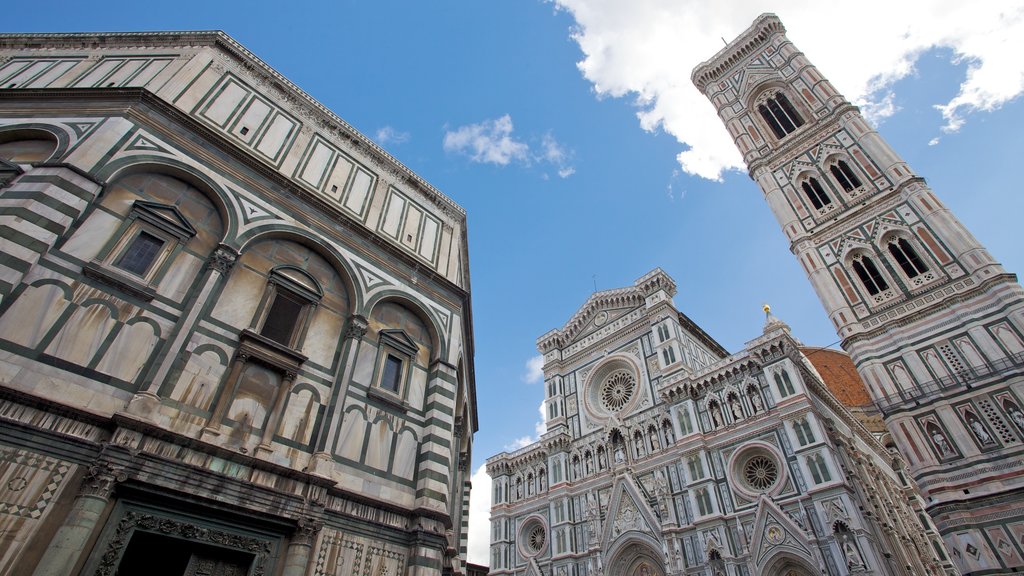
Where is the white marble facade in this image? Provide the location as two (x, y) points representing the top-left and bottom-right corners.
(488, 269), (954, 576)
(0, 32), (476, 576)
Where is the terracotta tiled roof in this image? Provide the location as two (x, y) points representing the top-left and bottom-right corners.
(800, 347), (872, 407)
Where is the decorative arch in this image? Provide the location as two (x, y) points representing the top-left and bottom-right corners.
(747, 83), (809, 141)
(843, 247), (892, 300)
(761, 552), (818, 576)
(605, 534), (665, 576)
(0, 124), (67, 162)
(876, 229), (936, 287)
(95, 157), (235, 236)
(363, 291), (445, 361)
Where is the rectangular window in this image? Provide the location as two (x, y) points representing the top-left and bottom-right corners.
(114, 230), (165, 276)
(381, 354), (403, 392)
(260, 291), (305, 345)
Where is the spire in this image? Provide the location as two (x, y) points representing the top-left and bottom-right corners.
(762, 303), (790, 334)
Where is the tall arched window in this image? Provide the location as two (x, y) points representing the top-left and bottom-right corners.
(887, 237), (928, 279)
(774, 370), (796, 397)
(851, 255), (888, 295)
(758, 93), (805, 138)
(829, 160), (862, 192)
(801, 177), (831, 210)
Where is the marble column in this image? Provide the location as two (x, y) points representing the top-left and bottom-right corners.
(31, 463), (126, 576)
(308, 314), (367, 475)
(281, 517), (322, 576)
(127, 244), (239, 420)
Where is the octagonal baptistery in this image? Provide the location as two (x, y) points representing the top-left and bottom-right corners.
(487, 268), (954, 576)
(0, 31), (477, 576)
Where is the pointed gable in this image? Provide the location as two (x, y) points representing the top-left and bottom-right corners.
(748, 496), (816, 571)
(602, 476), (661, 546)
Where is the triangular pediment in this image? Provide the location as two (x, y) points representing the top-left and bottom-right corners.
(379, 329), (418, 356)
(601, 475), (660, 548)
(541, 288), (646, 348)
(568, 305), (636, 345)
(749, 496), (815, 570)
(133, 200), (196, 240)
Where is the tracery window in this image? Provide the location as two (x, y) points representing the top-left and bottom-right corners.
(758, 93), (805, 139)
(801, 177), (832, 210)
(687, 455), (705, 482)
(662, 345), (677, 365)
(694, 487), (714, 516)
(678, 406), (694, 436)
(807, 453), (832, 484)
(793, 418), (815, 446)
(887, 237), (929, 279)
(743, 455), (779, 491)
(600, 370), (636, 412)
(830, 160), (862, 192)
(774, 369), (796, 398)
(851, 255), (889, 296)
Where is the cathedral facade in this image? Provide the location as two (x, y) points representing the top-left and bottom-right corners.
(487, 269), (953, 576)
(693, 14), (1024, 574)
(0, 32), (476, 576)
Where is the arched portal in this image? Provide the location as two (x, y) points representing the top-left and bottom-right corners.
(762, 553), (818, 576)
(606, 539), (665, 576)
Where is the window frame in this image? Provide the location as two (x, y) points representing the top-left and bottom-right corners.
(884, 235), (936, 290)
(250, 266), (323, 351)
(829, 159), (863, 193)
(370, 328), (419, 407)
(756, 91), (806, 140)
(83, 200), (197, 301)
(849, 252), (895, 304)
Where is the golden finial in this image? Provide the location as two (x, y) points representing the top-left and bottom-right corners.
(763, 303), (771, 316)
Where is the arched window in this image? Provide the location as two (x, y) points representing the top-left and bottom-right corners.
(887, 237), (928, 279)
(829, 160), (862, 192)
(807, 453), (831, 484)
(801, 177), (831, 210)
(793, 418), (815, 446)
(851, 255), (888, 295)
(687, 455), (705, 481)
(695, 487), (714, 516)
(758, 93), (805, 138)
(775, 369), (796, 397)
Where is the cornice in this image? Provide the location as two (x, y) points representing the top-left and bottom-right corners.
(691, 13), (786, 91)
(538, 268), (676, 353)
(0, 31), (466, 219)
(748, 103), (860, 179)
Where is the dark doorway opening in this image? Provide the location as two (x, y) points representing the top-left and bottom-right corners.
(116, 530), (253, 576)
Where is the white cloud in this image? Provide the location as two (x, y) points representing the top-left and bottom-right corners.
(928, 137), (941, 146)
(504, 436), (534, 451)
(502, 400), (548, 451)
(443, 115), (530, 165)
(523, 354), (545, 384)
(466, 464), (492, 565)
(549, 0), (1024, 180)
(443, 117), (576, 177)
(541, 133), (577, 177)
(374, 126), (410, 146)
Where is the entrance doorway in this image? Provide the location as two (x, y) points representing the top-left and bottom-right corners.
(115, 531), (253, 576)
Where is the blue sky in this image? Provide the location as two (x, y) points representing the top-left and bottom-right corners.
(6, 0), (1024, 564)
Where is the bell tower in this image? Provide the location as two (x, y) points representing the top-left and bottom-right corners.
(693, 14), (1024, 572)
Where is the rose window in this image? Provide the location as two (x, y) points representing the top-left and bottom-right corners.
(600, 370), (636, 412)
(743, 455), (779, 491)
(527, 525), (546, 553)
